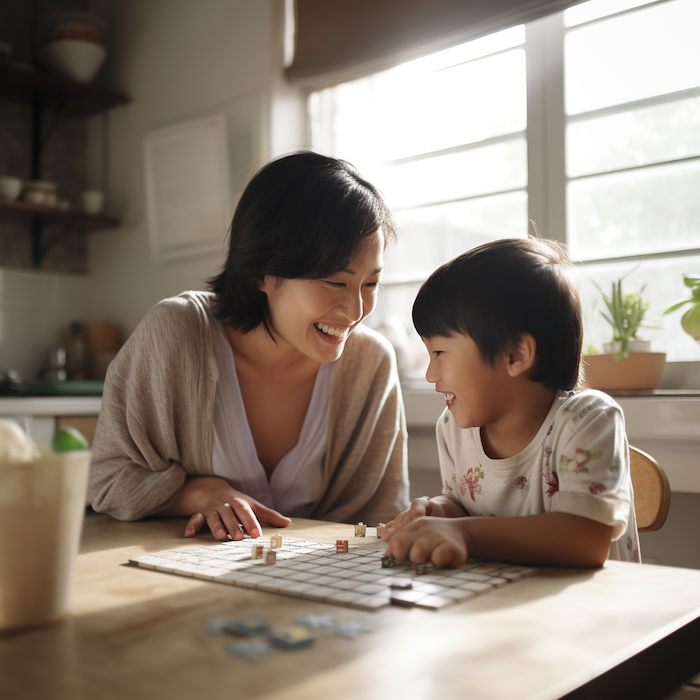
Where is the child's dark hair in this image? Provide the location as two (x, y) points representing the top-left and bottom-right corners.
(412, 238), (583, 391)
(208, 151), (396, 332)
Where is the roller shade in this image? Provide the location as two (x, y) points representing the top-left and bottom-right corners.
(286, 0), (586, 86)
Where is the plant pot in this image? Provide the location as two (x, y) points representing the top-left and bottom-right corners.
(602, 340), (651, 354)
(582, 352), (666, 391)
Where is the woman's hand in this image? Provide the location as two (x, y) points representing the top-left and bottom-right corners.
(382, 516), (472, 568)
(388, 497), (445, 532)
(160, 477), (291, 541)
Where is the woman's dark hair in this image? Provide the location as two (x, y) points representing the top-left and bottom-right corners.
(208, 151), (396, 332)
(412, 238), (583, 391)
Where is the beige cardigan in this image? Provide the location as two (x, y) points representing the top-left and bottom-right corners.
(88, 291), (410, 525)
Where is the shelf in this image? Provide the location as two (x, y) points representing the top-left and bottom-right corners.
(0, 198), (118, 230)
(0, 62), (129, 117)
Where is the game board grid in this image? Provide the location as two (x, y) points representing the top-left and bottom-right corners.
(129, 537), (537, 612)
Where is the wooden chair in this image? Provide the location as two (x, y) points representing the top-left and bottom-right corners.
(629, 446), (671, 532)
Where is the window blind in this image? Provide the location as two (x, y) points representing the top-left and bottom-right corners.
(286, 0), (586, 87)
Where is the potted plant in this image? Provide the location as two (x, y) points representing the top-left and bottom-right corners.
(663, 274), (700, 341)
(596, 277), (651, 360)
(582, 274), (666, 391)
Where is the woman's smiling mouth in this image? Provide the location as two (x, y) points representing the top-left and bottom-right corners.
(314, 322), (349, 342)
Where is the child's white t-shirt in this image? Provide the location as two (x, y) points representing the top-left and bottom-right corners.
(436, 388), (641, 562)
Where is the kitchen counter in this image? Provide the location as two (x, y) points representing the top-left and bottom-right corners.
(0, 396), (102, 416)
(0, 396), (102, 444)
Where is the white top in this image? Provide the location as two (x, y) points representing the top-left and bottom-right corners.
(437, 388), (641, 562)
(209, 315), (338, 517)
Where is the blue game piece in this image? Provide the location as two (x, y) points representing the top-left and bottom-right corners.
(331, 621), (374, 640)
(207, 614), (270, 637)
(227, 640), (273, 660)
(293, 613), (336, 630)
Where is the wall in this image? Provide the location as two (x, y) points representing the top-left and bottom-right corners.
(0, 268), (95, 378)
(1, 0), (307, 380)
(85, 0), (306, 340)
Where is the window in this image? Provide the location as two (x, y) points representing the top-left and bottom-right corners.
(309, 0), (700, 379)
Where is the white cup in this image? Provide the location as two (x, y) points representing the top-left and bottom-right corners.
(0, 447), (90, 631)
(81, 190), (104, 214)
(0, 176), (23, 201)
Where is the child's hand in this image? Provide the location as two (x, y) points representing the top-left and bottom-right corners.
(382, 516), (472, 568)
(388, 497), (445, 532)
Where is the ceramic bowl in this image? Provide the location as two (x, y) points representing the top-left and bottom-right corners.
(42, 39), (106, 83)
(22, 180), (58, 207)
(0, 177), (22, 201)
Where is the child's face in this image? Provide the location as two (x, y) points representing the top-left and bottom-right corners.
(423, 333), (512, 430)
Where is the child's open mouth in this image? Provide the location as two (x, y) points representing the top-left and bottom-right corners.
(443, 392), (456, 409)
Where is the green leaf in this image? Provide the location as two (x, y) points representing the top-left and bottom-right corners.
(664, 299), (692, 314)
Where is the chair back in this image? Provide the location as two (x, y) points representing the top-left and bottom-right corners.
(629, 446), (671, 533)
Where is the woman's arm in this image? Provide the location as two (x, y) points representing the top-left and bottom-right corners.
(383, 512), (613, 568)
(157, 476), (291, 540)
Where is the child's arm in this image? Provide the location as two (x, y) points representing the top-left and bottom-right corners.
(382, 512), (613, 568)
(389, 494), (468, 531)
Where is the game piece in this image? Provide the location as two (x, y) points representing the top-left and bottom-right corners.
(270, 534), (282, 549)
(376, 523), (389, 537)
(331, 621), (374, 640)
(390, 578), (413, 590)
(415, 562), (436, 575)
(380, 555), (435, 575)
(268, 626), (316, 650)
(336, 540), (349, 553)
(294, 613), (336, 630)
(354, 522), (367, 537)
(227, 640), (273, 660)
(209, 614), (270, 637)
(251, 544), (264, 559)
(264, 549), (276, 565)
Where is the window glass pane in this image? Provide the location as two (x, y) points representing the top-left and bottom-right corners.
(567, 161), (700, 260)
(565, 0), (700, 115)
(314, 48), (526, 165)
(564, 0), (657, 26)
(578, 255), (700, 362)
(367, 281), (429, 381)
(567, 96), (700, 177)
(383, 193), (528, 283)
(369, 138), (527, 210)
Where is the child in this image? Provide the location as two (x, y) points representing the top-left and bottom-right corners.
(383, 238), (640, 568)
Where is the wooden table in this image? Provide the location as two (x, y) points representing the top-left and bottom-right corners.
(2, 514), (699, 700)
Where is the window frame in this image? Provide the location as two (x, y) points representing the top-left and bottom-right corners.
(305, 0), (700, 375)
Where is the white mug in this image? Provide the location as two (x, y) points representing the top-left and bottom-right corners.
(81, 190), (105, 214)
(0, 176), (22, 201)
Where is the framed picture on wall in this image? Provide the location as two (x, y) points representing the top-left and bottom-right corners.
(143, 113), (233, 261)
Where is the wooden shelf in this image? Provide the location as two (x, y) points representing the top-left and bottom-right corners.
(0, 60), (128, 265)
(0, 198), (118, 230)
(0, 61), (129, 117)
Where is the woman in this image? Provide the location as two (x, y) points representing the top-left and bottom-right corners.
(88, 152), (410, 540)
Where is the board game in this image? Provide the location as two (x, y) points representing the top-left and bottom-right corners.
(128, 534), (537, 611)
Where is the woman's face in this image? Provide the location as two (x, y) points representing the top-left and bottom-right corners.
(258, 230), (384, 363)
